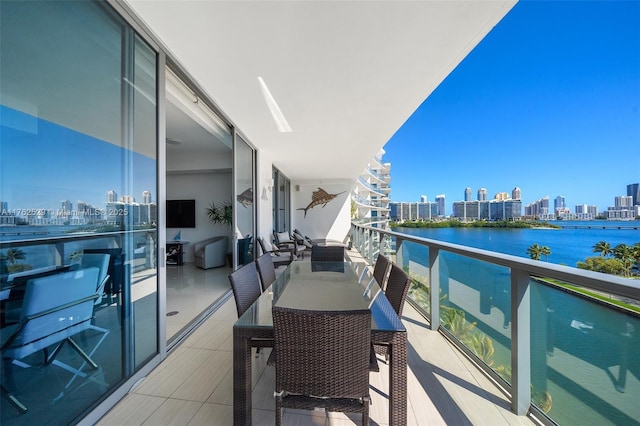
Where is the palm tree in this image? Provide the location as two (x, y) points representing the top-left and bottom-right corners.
(631, 242), (640, 275)
(612, 243), (634, 277)
(540, 245), (551, 262)
(1, 248), (26, 265)
(527, 244), (542, 261)
(592, 240), (612, 257)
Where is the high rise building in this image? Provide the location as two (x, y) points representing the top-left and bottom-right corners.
(351, 149), (391, 228)
(142, 190), (152, 204)
(436, 194), (446, 217)
(420, 195), (427, 203)
(107, 190), (117, 202)
(464, 187), (472, 201)
(512, 187), (521, 200)
(477, 188), (488, 201)
(494, 192), (509, 201)
(554, 196), (565, 211)
(627, 183), (640, 206)
(615, 196), (633, 209)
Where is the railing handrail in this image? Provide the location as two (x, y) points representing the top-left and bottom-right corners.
(352, 223), (640, 309)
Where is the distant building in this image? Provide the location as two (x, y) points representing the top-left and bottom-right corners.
(605, 194), (637, 220)
(464, 187), (472, 201)
(389, 201), (437, 222)
(436, 194), (446, 217)
(477, 188), (488, 201)
(525, 196), (552, 220)
(420, 194), (427, 203)
(554, 196), (565, 213)
(494, 192), (509, 201)
(627, 183), (640, 206)
(512, 187), (521, 200)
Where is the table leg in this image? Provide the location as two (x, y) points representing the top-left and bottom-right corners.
(233, 329), (252, 425)
(389, 333), (408, 426)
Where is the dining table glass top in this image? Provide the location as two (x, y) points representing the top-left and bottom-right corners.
(234, 261), (405, 333)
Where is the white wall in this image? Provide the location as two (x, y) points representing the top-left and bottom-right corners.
(166, 171), (232, 262)
(291, 181), (353, 243)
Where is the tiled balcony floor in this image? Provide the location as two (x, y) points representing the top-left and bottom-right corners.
(98, 256), (535, 425)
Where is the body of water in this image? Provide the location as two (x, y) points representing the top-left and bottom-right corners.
(392, 220), (640, 267)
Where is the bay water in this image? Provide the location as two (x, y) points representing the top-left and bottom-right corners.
(392, 220), (640, 267)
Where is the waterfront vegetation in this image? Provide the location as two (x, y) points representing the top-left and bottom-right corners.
(391, 219), (560, 229)
(578, 240), (640, 278)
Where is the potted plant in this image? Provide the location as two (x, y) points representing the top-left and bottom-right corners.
(206, 201), (232, 226)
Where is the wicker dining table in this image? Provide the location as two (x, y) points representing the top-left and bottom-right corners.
(233, 260), (407, 425)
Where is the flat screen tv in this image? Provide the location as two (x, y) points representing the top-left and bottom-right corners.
(167, 199), (196, 228)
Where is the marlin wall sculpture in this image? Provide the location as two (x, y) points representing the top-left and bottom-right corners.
(297, 187), (345, 218)
(236, 188), (253, 208)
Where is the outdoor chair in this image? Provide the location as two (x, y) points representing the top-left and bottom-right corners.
(257, 237), (294, 268)
(372, 253), (391, 290)
(272, 306), (372, 426)
(374, 263), (410, 361)
(1, 267), (100, 413)
(274, 231), (308, 259)
(255, 253), (276, 292)
(228, 262), (270, 356)
(228, 262), (262, 318)
(310, 245), (345, 262)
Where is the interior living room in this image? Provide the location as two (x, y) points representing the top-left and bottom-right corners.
(164, 67), (235, 344)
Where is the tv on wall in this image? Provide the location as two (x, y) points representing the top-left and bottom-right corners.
(167, 199), (196, 228)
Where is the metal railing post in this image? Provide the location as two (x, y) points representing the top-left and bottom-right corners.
(511, 268), (531, 415)
(429, 247), (440, 330)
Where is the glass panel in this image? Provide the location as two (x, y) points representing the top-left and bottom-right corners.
(274, 170), (290, 233)
(400, 240), (431, 316)
(439, 252), (512, 383)
(234, 135), (254, 266)
(132, 34), (158, 369)
(0, 2), (158, 422)
(531, 280), (640, 424)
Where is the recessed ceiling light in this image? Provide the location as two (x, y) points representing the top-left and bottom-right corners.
(258, 77), (292, 133)
(166, 138), (181, 145)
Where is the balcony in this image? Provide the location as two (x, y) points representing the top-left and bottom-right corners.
(98, 224), (639, 425)
(98, 251), (532, 426)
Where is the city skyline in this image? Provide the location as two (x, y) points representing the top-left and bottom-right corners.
(383, 1), (640, 211)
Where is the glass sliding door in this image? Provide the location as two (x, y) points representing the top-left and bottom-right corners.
(234, 135), (255, 267)
(0, 1), (158, 423)
(273, 168), (291, 233)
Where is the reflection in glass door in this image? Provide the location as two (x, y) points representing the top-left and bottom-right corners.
(234, 135), (255, 268)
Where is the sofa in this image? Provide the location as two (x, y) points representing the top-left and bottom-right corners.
(194, 236), (228, 269)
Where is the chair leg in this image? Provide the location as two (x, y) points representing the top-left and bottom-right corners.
(2, 357), (27, 413)
(1, 384), (27, 413)
(65, 337), (98, 369)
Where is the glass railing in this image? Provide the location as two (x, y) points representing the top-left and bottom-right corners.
(357, 176), (387, 197)
(352, 194), (390, 209)
(350, 223), (640, 425)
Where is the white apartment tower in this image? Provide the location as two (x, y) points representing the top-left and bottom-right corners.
(351, 149), (391, 228)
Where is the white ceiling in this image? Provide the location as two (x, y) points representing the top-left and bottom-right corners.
(126, 0), (516, 182)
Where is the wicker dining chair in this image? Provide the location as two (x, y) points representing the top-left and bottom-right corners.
(374, 263), (411, 361)
(272, 306), (372, 426)
(255, 253), (276, 293)
(310, 245), (345, 262)
(372, 253), (391, 290)
(228, 262), (262, 318)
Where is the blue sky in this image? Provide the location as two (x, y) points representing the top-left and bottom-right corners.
(383, 0), (640, 213)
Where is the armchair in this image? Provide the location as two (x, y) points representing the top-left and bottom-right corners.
(194, 236), (228, 269)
